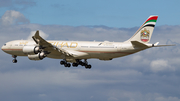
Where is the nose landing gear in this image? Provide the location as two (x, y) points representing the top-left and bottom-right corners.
(12, 55), (17, 63)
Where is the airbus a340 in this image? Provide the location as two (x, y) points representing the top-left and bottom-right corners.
(1, 15), (173, 69)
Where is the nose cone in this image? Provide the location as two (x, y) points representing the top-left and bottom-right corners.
(1, 45), (6, 52)
(1, 43), (9, 53)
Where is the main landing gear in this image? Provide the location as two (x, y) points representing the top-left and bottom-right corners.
(60, 60), (71, 67)
(60, 59), (92, 69)
(12, 55), (17, 63)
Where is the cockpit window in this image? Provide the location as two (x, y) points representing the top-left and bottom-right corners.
(4, 44), (6, 46)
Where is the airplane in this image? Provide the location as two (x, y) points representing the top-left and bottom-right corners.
(1, 15), (174, 69)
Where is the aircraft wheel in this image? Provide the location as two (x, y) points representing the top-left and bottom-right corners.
(72, 63), (76, 67)
(60, 61), (65, 65)
(64, 63), (68, 67)
(67, 63), (71, 67)
(72, 63), (78, 67)
(85, 65), (91, 69)
(88, 65), (92, 69)
(12, 59), (17, 63)
(82, 63), (86, 66)
(79, 61), (83, 66)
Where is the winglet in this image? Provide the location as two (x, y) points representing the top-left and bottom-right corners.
(32, 30), (40, 44)
(35, 30), (39, 36)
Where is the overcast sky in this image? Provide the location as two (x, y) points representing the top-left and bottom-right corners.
(0, 0), (180, 101)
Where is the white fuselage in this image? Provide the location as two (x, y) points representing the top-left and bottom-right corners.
(1, 16), (169, 68)
(1, 40), (143, 61)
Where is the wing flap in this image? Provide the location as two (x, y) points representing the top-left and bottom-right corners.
(65, 50), (88, 58)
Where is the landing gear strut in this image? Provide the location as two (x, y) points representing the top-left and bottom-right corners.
(12, 55), (17, 63)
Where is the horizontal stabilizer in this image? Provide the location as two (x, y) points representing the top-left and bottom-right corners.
(154, 44), (176, 47)
(152, 42), (175, 47)
(131, 41), (149, 48)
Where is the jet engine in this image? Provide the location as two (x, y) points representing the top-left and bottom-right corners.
(28, 52), (46, 60)
(23, 46), (40, 54)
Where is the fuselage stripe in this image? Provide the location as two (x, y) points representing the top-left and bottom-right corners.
(2, 49), (23, 51)
(79, 51), (132, 54)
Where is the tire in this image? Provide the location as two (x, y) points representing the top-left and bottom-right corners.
(60, 61), (65, 65)
(67, 63), (71, 67)
(88, 65), (92, 69)
(85, 65), (91, 69)
(12, 59), (17, 63)
(72, 63), (77, 67)
(64, 63), (68, 67)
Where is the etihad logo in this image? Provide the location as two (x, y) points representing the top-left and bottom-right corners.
(141, 28), (150, 42)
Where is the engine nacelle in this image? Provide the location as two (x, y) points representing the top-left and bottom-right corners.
(28, 52), (46, 60)
(23, 46), (40, 54)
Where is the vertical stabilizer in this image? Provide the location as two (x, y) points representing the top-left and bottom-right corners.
(127, 15), (158, 43)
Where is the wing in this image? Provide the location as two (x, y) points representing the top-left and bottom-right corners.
(32, 30), (86, 57)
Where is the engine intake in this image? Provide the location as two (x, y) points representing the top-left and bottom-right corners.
(28, 52), (46, 60)
(23, 46), (40, 54)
